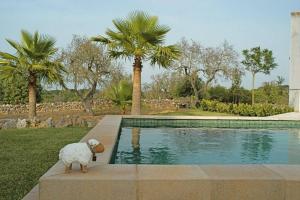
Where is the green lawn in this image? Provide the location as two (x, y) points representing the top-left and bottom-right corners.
(0, 127), (90, 200)
(154, 109), (234, 116)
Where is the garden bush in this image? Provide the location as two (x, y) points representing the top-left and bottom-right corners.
(200, 99), (293, 117)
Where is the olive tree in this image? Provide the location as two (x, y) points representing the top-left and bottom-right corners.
(174, 38), (202, 106)
(174, 38), (239, 105)
(60, 35), (115, 114)
(199, 41), (239, 98)
(143, 72), (174, 100)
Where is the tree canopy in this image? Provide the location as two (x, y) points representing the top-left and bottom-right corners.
(241, 46), (277, 105)
(60, 35), (115, 114)
(92, 11), (180, 66)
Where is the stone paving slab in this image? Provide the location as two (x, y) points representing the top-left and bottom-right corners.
(22, 185), (39, 200)
(265, 112), (300, 120)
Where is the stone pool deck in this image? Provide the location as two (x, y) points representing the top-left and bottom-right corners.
(23, 114), (300, 200)
(266, 112), (300, 120)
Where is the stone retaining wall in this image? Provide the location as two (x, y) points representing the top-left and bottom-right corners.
(0, 99), (189, 114)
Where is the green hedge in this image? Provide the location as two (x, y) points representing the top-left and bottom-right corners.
(200, 99), (293, 117)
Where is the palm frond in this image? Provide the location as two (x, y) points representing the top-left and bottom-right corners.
(38, 61), (66, 84)
(0, 52), (18, 61)
(0, 65), (22, 80)
(39, 36), (56, 53)
(21, 30), (34, 50)
(106, 29), (125, 42)
(91, 35), (111, 44)
(31, 64), (49, 71)
(129, 11), (150, 34)
(112, 19), (131, 35)
(33, 31), (39, 46)
(6, 39), (23, 53)
(108, 50), (130, 59)
(149, 45), (181, 67)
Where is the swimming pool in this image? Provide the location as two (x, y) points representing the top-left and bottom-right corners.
(111, 119), (300, 164)
(112, 127), (300, 164)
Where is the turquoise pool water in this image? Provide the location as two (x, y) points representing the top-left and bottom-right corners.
(111, 127), (300, 164)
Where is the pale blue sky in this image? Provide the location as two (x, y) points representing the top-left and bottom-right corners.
(0, 0), (299, 89)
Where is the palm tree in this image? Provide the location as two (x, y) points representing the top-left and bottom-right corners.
(92, 11), (180, 115)
(0, 30), (65, 119)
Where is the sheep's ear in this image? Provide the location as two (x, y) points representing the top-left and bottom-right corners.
(87, 139), (94, 146)
(87, 140), (92, 145)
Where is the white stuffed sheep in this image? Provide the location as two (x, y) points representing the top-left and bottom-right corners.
(59, 139), (104, 173)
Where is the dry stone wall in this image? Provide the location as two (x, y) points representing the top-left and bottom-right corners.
(0, 100), (112, 114)
(0, 99), (186, 114)
(0, 99), (191, 129)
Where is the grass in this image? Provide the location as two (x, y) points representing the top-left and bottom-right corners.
(154, 109), (234, 116)
(0, 127), (90, 200)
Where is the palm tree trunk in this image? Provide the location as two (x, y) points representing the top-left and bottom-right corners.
(252, 73), (255, 105)
(28, 74), (37, 119)
(131, 56), (142, 115)
(131, 127), (140, 150)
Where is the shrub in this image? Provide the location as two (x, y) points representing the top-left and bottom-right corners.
(200, 99), (293, 117)
(0, 76), (42, 104)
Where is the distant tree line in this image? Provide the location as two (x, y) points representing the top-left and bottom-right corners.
(143, 71), (288, 105)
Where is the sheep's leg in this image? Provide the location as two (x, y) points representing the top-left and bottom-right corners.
(69, 163), (72, 170)
(65, 165), (71, 173)
(80, 164), (83, 171)
(82, 165), (88, 173)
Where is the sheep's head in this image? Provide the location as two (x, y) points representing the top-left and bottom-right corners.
(88, 139), (105, 153)
(94, 143), (105, 153)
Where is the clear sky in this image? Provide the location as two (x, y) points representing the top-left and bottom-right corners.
(1, 0), (299, 89)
